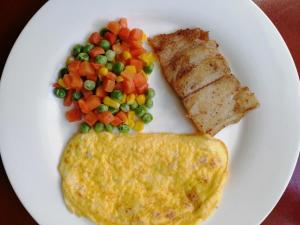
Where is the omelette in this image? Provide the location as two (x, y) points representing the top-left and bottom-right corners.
(59, 131), (228, 225)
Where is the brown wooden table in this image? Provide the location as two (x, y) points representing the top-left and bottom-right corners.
(0, 1), (299, 224)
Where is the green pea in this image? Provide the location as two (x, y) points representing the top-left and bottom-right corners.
(80, 122), (90, 133)
(77, 52), (89, 61)
(111, 90), (123, 101)
(72, 44), (83, 56)
(106, 62), (113, 71)
(142, 113), (153, 124)
(118, 124), (130, 133)
(94, 122), (104, 132)
(72, 91), (82, 101)
(129, 101), (138, 110)
(143, 64), (154, 74)
(59, 67), (68, 78)
(108, 107), (119, 114)
(145, 98), (153, 108)
(112, 62), (124, 74)
(97, 104), (109, 112)
(105, 124), (114, 132)
(120, 103), (130, 112)
(100, 28), (109, 36)
(105, 50), (116, 62)
(82, 43), (94, 53)
(100, 39), (110, 50)
(84, 80), (96, 90)
(54, 88), (67, 98)
(95, 55), (107, 65)
(147, 88), (155, 99)
(135, 105), (147, 118)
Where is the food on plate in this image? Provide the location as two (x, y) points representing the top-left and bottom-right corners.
(59, 131), (228, 225)
(149, 28), (259, 135)
(53, 18), (156, 133)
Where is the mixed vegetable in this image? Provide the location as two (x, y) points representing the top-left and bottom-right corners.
(53, 18), (156, 133)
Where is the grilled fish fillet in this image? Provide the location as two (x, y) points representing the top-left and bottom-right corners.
(149, 28), (259, 135)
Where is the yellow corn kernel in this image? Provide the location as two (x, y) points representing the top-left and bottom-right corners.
(122, 51), (132, 60)
(66, 56), (74, 65)
(123, 65), (136, 74)
(134, 120), (144, 132)
(136, 95), (146, 105)
(116, 76), (124, 82)
(57, 78), (65, 88)
(139, 52), (156, 65)
(127, 119), (135, 128)
(128, 111), (135, 121)
(127, 94), (136, 104)
(142, 32), (147, 42)
(120, 94), (127, 103)
(103, 97), (120, 109)
(98, 67), (108, 76)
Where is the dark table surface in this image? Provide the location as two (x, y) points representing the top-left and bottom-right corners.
(0, 1), (299, 225)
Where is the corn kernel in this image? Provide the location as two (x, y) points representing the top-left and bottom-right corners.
(136, 95), (146, 105)
(139, 52), (156, 65)
(123, 65), (136, 74)
(120, 94), (127, 103)
(57, 78), (65, 88)
(127, 94), (136, 104)
(66, 56), (74, 65)
(98, 67), (108, 76)
(142, 32), (147, 42)
(103, 97), (120, 109)
(128, 111), (135, 120)
(134, 120), (144, 132)
(116, 76), (124, 82)
(128, 120), (135, 128)
(141, 71), (149, 80)
(123, 51), (132, 60)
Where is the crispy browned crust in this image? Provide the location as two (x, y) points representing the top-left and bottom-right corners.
(149, 28), (259, 135)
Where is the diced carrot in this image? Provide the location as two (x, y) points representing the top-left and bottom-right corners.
(129, 28), (143, 41)
(103, 78), (115, 92)
(133, 72), (147, 87)
(90, 62), (101, 71)
(122, 79), (135, 94)
(129, 40), (142, 49)
(118, 27), (130, 41)
(106, 72), (117, 81)
(68, 60), (81, 74)
(64, 89), (74, 106)
(119, 18), (128, 28)
(136, 83), (148, 94)
(107, 21), (120, 35)
(130, 48), (146, 58)
(82, 89), (93, 99)
(98, 111), (114, 125)
(63, 74), (72, 89)
(52, 83), (60, 88)
(104, 32), (117, 45)
(78, 61), (96, 77)
(69, 74), (83, 89)
(88, 32), (101, 45)
(85, 95), (101, 110)
(89, 47), (105, 58)
(116, 111), (127, 122)
(95, 86), (107, 98)
(121, 72), (135, 80)
(84, 111), (98, 126)
(65, 108), (82, 122)
(78, 99), (90, 113)
(129, 59), (144, 72)
(111, 116), (123, 126)
(114, 82), (123, 91)
(120, 42), (130, 51)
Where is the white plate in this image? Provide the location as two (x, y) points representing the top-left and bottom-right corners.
(0, 0), (299, 224)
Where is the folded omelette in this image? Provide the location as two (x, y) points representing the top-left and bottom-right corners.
(59, 131), (228, 225)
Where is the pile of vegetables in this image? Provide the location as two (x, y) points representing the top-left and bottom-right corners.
(53, 18), (156, 133)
